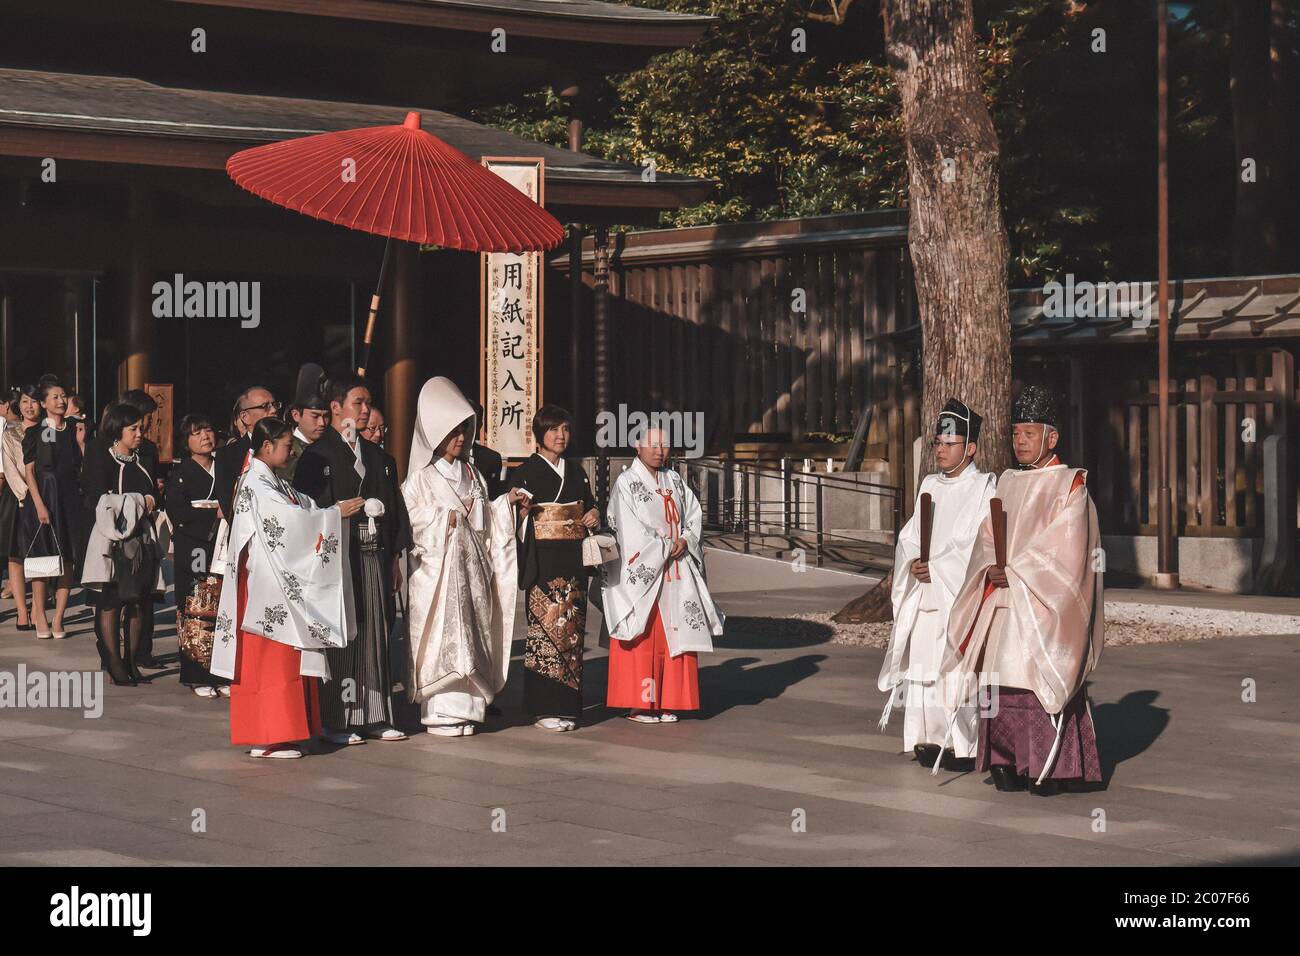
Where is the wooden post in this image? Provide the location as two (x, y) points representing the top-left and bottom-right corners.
(386, 242), (419, 481)
(1199, 374), (1218, 532)
(1069, 354), (1087, 467)
(568, 226), (584, 434)
(1154, 0), (1179, 586)
(557, 73), (586, 444)
(0, 285), (11, 389)
(593, 226), (611, 509)
(121, 184), (153, 393)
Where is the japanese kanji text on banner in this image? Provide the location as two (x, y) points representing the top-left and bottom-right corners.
(480, 157), (545, 459)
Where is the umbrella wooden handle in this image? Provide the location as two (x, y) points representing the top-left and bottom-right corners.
(990, 498), (1007, 569)
(363, 295), (380, 345)
(918, 492), (933, 563)
(356, 294), (382, 376)
(357, 237), (395, 378)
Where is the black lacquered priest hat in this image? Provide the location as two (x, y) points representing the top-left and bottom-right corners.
(292, 363), (329, 411)
(935, 397), (982, 442)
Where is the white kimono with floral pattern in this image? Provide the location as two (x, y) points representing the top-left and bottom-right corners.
(210, 456), (353, 681)
(603, 459), (723, 657)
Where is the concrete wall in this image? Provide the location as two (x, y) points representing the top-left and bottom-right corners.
(1101, 534), (1264, 592)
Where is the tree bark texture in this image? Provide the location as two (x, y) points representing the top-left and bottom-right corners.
(883, 0), (1014, 478)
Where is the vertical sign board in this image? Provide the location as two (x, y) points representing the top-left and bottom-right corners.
(143, 382), (175, 462)
(480, 157), (545, 459)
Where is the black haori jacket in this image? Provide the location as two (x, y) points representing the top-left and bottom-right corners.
(292, 428), (412, 567)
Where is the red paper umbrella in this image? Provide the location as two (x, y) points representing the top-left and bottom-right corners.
(226, 111), (565, 375)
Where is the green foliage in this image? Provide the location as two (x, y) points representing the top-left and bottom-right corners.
(474, 0), (1298, 285)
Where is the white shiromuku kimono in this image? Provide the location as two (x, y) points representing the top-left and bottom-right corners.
(402, 377), (518, 728)
(210, 456), (353, 681)
(602, 459), (723, 655)
(878, 465), (996, 756)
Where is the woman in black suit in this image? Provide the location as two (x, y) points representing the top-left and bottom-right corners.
(165, 414), (229, 697)
(81, 403), (160, 685)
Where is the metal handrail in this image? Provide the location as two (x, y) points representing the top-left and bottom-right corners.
(676, 454), (904, 569)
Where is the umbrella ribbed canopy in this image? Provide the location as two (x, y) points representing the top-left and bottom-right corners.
(226, 111), (565, 253)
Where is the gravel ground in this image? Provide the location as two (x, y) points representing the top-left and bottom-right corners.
(769, 602), (1300, 648)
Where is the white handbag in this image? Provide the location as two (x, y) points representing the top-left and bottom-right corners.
(581, 532), (620, 567)
(23, 523), (64, 579)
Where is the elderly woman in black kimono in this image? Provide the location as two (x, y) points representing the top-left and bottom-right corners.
(165, 413), (231, 698)
(509, 404), (598, 732)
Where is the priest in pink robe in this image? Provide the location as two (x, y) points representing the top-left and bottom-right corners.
(942, 385), (1104, 795)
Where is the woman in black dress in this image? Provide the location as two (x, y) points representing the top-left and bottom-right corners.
(509, 404), (599, 732)
(1, 386), (41, 631)
(165, 413), (230, 698)
(21, 379), (85, 639)
(81, 403), (160, 685)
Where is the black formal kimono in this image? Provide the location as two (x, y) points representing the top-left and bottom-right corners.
(510, 453), (596, 719)
(293, 428), (412, 730)
(165, 457), (227, 688)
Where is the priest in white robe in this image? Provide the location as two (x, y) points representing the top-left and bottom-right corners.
(210, 418), (360, 759)
(402, 377), (523, 738)
(602, 427), (724, 722)
(879, 398), (995, 771)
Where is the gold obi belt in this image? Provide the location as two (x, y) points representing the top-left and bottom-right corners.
(533, 502), (585, 540)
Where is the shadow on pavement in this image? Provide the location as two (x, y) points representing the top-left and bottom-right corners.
(1090, 688), (1170, 786)
(696, 653), (828, 719)
(712, 616), (836, 649)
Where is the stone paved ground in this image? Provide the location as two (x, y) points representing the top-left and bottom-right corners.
(2, 551), (1298, 866)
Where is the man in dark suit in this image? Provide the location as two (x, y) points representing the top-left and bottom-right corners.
(469, 399), (507, 498)
(294, 374), (411, 744)
(213, 384), (279, 519)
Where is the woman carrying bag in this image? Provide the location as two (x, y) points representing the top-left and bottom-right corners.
(80, 403), (163, 686)
(21, 379), (84, 639)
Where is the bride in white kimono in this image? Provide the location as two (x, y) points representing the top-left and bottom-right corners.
(210, 417), (361, 759)
(402, 377), (523, 737)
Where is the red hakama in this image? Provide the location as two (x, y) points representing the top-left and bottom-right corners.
(229, 564), (320, 746)
(606, 604), (699, 711)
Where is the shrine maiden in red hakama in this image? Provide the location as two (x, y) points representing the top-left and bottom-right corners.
(602, 448), (723, 719)
(210, 452), (353, 755)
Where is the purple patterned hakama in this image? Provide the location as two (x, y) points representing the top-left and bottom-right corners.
(977, 686), (1102, 782)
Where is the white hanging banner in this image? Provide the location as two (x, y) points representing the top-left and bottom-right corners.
(480, 157), (545, 459)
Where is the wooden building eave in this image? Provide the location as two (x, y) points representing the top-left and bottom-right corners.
(0, 68), (715, 221)
(169, 0), (717, 49)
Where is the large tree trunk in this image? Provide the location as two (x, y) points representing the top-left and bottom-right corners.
(1230, 0), (1282, 273)
(835, 0), (1012, 624)
(883, 0), (1013, 478)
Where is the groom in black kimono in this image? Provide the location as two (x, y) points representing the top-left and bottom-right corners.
(293, 373), (410, 745)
